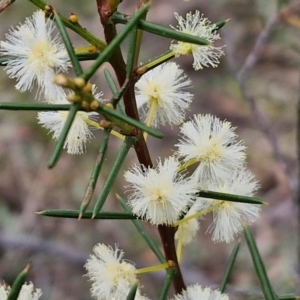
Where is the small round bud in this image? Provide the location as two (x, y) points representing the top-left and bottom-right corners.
(83, 83), (93, 93)
(90, 100), (100, 111)
(100, 119), (113, 128)
(54, 74), (68, 87)
(67, 93), (81, 103)
(136, 66), (148, 75)
(89, 46), (98, 53)
(74, 77), (86, 89)
(44, 5), (52, 11)
(81, 101), (91, 111)
(168, 260), (176, 268)
(105, 103), (114, 109)
(69, 13), (79, 23)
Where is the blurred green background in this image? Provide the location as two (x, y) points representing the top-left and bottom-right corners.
(0, 0), (299, 299)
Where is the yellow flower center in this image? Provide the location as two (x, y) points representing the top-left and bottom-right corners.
(28, 40), (56, 69)
(106, 263), (135, 285)
(152, 188), (167, 203)
(148, 81), (159, 99)
(199, 137), (223, 162)
(176, 41), (193, 55)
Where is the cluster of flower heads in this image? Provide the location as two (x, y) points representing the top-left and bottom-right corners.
(0, 8), (258, 300)
(127, 18), (259, 243)
(85, 243), (229, 300)
(125, 114), (260, 244)
(0, 9), (225, 154)
(124, 9), (259, 247)
(135, 10), (225, 129)
(127, 15), (260, 244)
(0, 282), (42, 300)
(0, 10), (103, 154)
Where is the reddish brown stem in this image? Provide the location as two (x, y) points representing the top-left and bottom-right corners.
(158, 225), (185, 292)
(96, 0), (185, 293)
(96, 0), (151, 167)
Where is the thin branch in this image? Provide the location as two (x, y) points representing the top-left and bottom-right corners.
(237, 0), (300, 83)
(0, 0), (15, 13)
(236, 14), (279, 83)
(96, 0), (152, 168)
(241, 83), (283, 165)
(297, 68), (300, 274)
(226, 1), (300, 192)
(158, 226), (185, 291)
(95, 0), (185, 293)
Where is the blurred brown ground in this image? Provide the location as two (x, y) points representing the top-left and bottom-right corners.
(0, 0), (299, 299)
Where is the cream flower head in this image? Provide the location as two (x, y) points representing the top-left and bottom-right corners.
(135, 62), (193, 128)
(171, 284), (229, 300)
(0, 282), (42, 300)
(175, 204), (200, 246)
(37, 108), (98, 155)
(175, 114), (246, 183)
(194, 168), (260, 243)
(170, 11), (225, 70)
(0, 10), (70, 98)
(85, 243), (138, 300)
(37, 84), (104, 154)
(124, 156), (196, 225)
